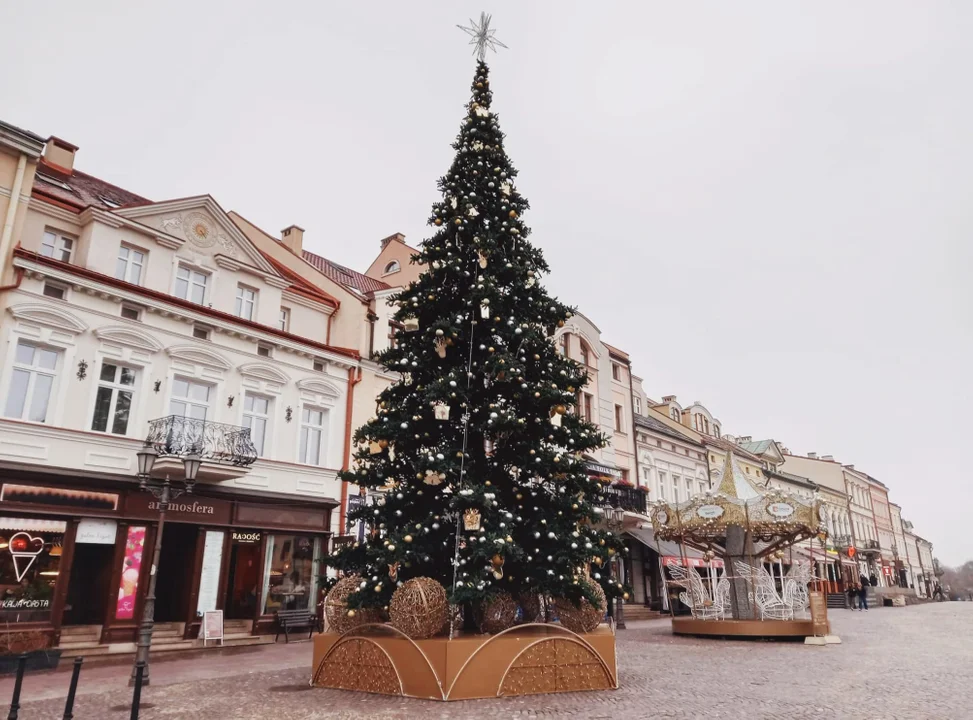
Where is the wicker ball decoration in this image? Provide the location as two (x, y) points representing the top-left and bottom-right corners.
(555, 582), (607, 634)
(476, 592), (518, 634)
(325, 576), (383, 634)
(389, 577), (449, 639)
(518, 592), (550, 624)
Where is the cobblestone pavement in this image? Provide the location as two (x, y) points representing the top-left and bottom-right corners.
(8, 603), (972, 719)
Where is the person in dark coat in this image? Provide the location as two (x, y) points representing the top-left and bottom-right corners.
(848, 583), (859, 610)
(858, 574), (869, 610)
(869, 574), (879, 587)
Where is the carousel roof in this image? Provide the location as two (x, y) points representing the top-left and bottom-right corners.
(714, 450), (765, 501)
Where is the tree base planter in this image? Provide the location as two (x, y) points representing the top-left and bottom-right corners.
(0, 650), (62, 674)
(311, 623), (617, 701)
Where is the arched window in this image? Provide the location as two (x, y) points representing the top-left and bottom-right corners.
(383, 260), (400, 274)
(579, 341), (590, 367)
(670, 407), (680, 422)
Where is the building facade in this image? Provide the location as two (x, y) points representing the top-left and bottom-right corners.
(0, 122), (364, 645)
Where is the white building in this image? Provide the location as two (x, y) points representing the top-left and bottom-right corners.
(0, 121), (361, 645)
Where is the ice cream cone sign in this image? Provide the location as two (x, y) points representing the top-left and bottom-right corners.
(9, 532), (44, 582)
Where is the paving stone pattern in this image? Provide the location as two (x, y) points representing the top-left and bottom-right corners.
(8, 603), (972, 719)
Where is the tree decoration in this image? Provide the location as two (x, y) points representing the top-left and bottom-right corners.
(555, 580), (606, 634)
(424, 469), (446, 485)
(325, 576), (383, 634)
(404, 317), (419, 332)
(389, 577), (449, 640)
(464, 508), (482, 531)
(434, 402), (451, 421)
(518, 593), (550, 624)
(476, 591), (518, 634)
(434, 337), (448, 358)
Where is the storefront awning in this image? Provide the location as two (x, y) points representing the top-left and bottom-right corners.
(625, 526), (724, 568)
(0, 517), (67, 533)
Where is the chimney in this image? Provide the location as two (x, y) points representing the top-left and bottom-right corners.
(807, 452), (817, 459)
(821, 454), (834, 461)
(44, 136), (78, 172)
(782, 447), (791, 455)
(281, 225), (304, 255)
(380, 232), (405, 250)
(662, 395), (676, 403)
(845, 463), (854, 470)
(739, 435), (752, 443)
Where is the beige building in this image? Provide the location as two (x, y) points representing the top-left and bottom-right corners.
(0, 121), (364, 645)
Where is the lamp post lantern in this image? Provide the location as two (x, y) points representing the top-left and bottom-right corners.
(129, 445), (201, 686)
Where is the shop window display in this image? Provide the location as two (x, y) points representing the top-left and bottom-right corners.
(261, 535), (320, 614)
(0, 518), (66, 622)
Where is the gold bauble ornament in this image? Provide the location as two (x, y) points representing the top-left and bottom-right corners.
(325, 576), (383, 634)
(475, 592), (518, 634)
(491, 554), (504, 567)
(404, 535), (413, 543)
(623, 592), (630, 601)
(434, 218), (443, 226)
(555, 582), (606, 634)
(389, 577), (449, 640)
(555, 405), (567, 415)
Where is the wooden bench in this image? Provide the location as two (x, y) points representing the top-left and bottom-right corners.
(275, 609), (321, 643)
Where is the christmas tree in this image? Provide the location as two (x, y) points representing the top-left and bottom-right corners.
(331, 21), (628, 629)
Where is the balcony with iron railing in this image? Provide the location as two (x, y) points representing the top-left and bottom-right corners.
(831, 534), (853, 550)
(861, 539), (882, 554)
(143, 415), (258, 481)
(599, 484), (649, 516)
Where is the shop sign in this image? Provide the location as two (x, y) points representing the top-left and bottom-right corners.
(766, 502), (795, 518)
(76, 518), (118, 545)
(202, 609), (224, 646)
(125, 493), (231, 525)
(196, 531), (224, 615)
(232, 531), (261, 544)
(696, 505), (724, 520)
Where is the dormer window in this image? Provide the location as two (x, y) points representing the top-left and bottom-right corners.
(41, 230), (74, 263)
(383, 260), (401, 275)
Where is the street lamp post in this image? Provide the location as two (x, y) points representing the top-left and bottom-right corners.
(130, 445), (201, 686)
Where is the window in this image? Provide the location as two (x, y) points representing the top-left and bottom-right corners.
(714, 424), (721, 438)
(698, 480), (707, 495)
(612, 363), (621, 381)
(299, 407), (327, 465)
(235, 285), (258, 321)
(91, 363), (136, 435)
(116, 245), (146, 285)
(42, 282), (66, 300)
(100, 196), (122, 209)
(243, 393), (270, 457)
(383, 260), (400, 274)
(120, 304), (142, 321)
(5, 341), (58, 422)
(278, 307), (290, 332)
(658, 471), (668, 501)
(312, 359), (325, 373)
(558, 333), (568, 356)
(686, 478), (694, 499)
(260, 535), (320, 614)
(175, 266), (208, 304)
(193, 325), (211, 341)
(170, 378), (211, 420)
(0, 518), (65, 623)
(40, 230), (73, 262)
(257, 343), (272, 358)
(635, 397), (642, 415)
(672, 475), (681, 502)
(580, 343), (590, 367)
(578, 392), (593, 422)
(614, 404), (624, 432)
(670, 407), (680, 422)
(703, 418), (710, 434)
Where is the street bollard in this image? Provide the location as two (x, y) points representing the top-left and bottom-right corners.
(130, 660), (146, 720)
(62, 657), (83, 719)
(6, 653), (27, 720)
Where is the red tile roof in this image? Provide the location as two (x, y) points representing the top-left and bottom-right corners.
(302, 250), (391, 296)
(32, 159), (148, 211)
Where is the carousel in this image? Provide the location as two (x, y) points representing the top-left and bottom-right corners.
(650, 450), (829, 638)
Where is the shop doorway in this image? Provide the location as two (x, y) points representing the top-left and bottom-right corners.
(63, 543), (115, 626)
(154, 524), (199, 623)
(224, 534), (261, 619)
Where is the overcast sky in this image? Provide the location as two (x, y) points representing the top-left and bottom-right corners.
(3, 2), (970, 565)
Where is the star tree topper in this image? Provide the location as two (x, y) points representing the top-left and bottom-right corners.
(458, 12), (508, 62)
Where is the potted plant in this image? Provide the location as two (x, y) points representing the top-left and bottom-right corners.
(0, 629), (61, 674)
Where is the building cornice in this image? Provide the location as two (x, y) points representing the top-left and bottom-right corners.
(12, 250), (360, 368)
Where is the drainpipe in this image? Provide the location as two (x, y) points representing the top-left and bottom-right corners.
(0, 267), (24, 293)
(338, 365), (363, 533)
(0, 154), (28, 279)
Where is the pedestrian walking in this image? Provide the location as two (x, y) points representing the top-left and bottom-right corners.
(858, 574), (869, 611)
(848, 583), (859, 610)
